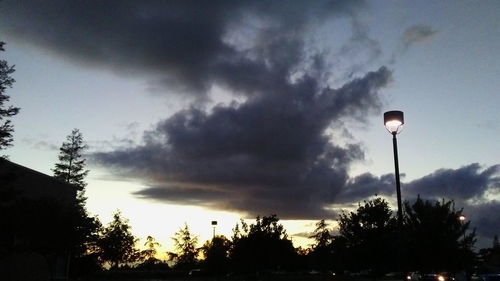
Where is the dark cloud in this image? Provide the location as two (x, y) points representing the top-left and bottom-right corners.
(337, 172), (395, 203)
(337, 164), (499, 204)
(402, 25), (438, 49)
(1, 0), (393, 218)
(468, 202), (500, 245)
(94, 66), (392, 219)
(405, 164), (500, 201)
(389, 24), (438, 64)
(0, 0), (364, 98)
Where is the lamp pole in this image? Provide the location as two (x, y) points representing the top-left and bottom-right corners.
(392, 131), (403, 226)
(384, 110), (405, 227)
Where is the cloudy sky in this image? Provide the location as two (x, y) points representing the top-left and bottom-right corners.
(1, 0), (499, 250)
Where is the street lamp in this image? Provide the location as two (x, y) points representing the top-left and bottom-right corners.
(384, 110), (404, 226)
(211, 220), (218, 238)
(459, 214), (466, 240)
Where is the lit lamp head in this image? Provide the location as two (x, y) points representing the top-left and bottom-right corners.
(459, 215), (466, 222)
(384, 110), (404, 135)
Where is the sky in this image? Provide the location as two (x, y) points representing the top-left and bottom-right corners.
(1, 0), (499, 252)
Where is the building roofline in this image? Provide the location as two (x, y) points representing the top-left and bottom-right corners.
(0, 158), (78, 191)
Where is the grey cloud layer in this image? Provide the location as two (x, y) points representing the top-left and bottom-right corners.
(341, 164), (500, 203)
(0, 0), (363, 97)
(94, 66), (392, 219)
(3, 0), (386, 219)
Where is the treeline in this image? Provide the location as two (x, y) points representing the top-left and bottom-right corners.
(28, 196), (479, 278)
(1, 184), (489, 280)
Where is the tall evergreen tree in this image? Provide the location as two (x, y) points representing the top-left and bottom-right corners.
(52, 128), (102, 276)
(308, 219), (334, 270)
(0, 41), (20, 153)
(53, 128), (89, 190)
(168, 223), (200, 269)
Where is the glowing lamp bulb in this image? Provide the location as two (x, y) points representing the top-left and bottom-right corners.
(384, 110), (404, 134)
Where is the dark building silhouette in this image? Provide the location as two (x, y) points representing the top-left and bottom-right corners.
(0, 159), (77, 281)
(0, 159), (76, 202)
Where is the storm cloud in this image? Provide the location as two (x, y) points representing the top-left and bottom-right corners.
(94, 66), (392, 219)
(0, 0), (365, 98)
(0, 0), (399, 218)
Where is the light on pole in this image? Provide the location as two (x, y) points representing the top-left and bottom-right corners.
(384, 110), (404, 226)
(459, 214), (466, 240)
(211, 220), (218, 238)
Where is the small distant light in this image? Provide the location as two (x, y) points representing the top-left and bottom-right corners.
(407, 276), (412, 280)
(438, 275), (445, 281)
(459, 215), (466, 221)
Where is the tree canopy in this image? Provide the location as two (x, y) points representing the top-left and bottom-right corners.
(336, 197), (398, 276)
(53, 128), (89, 191)
(169, 223), (200, 269)
(0, 41), (20, 153)
(308, 219), (334, 270)
(403, 196), (476, 272)
(230, 215), (297, 272)
(201, 235), (231, 274)
(97, 210), (139, 268)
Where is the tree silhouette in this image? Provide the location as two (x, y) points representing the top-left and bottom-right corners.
(337, 197), (397, 276)
(308, 219), (334, 270)
(135, 235), (168, 271)
(310, 220), (333, 248)
(201, 235), (231, 274)
(52, 128), (102, 276)
(0, 41), (20, 153)
(230, 215), (297, 272)
(53, 128), (89, 192)
(403, 197), (476, 272)
(141, 235), (161, 261)
(97, 210), (139, 268)
(478, 234), (500, 272)
(168, 223), (199, 270)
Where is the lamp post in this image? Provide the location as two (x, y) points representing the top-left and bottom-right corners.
(459, 214), (466, 240)
(211, 220), (218, 238)
(384, 110), (404, 227)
